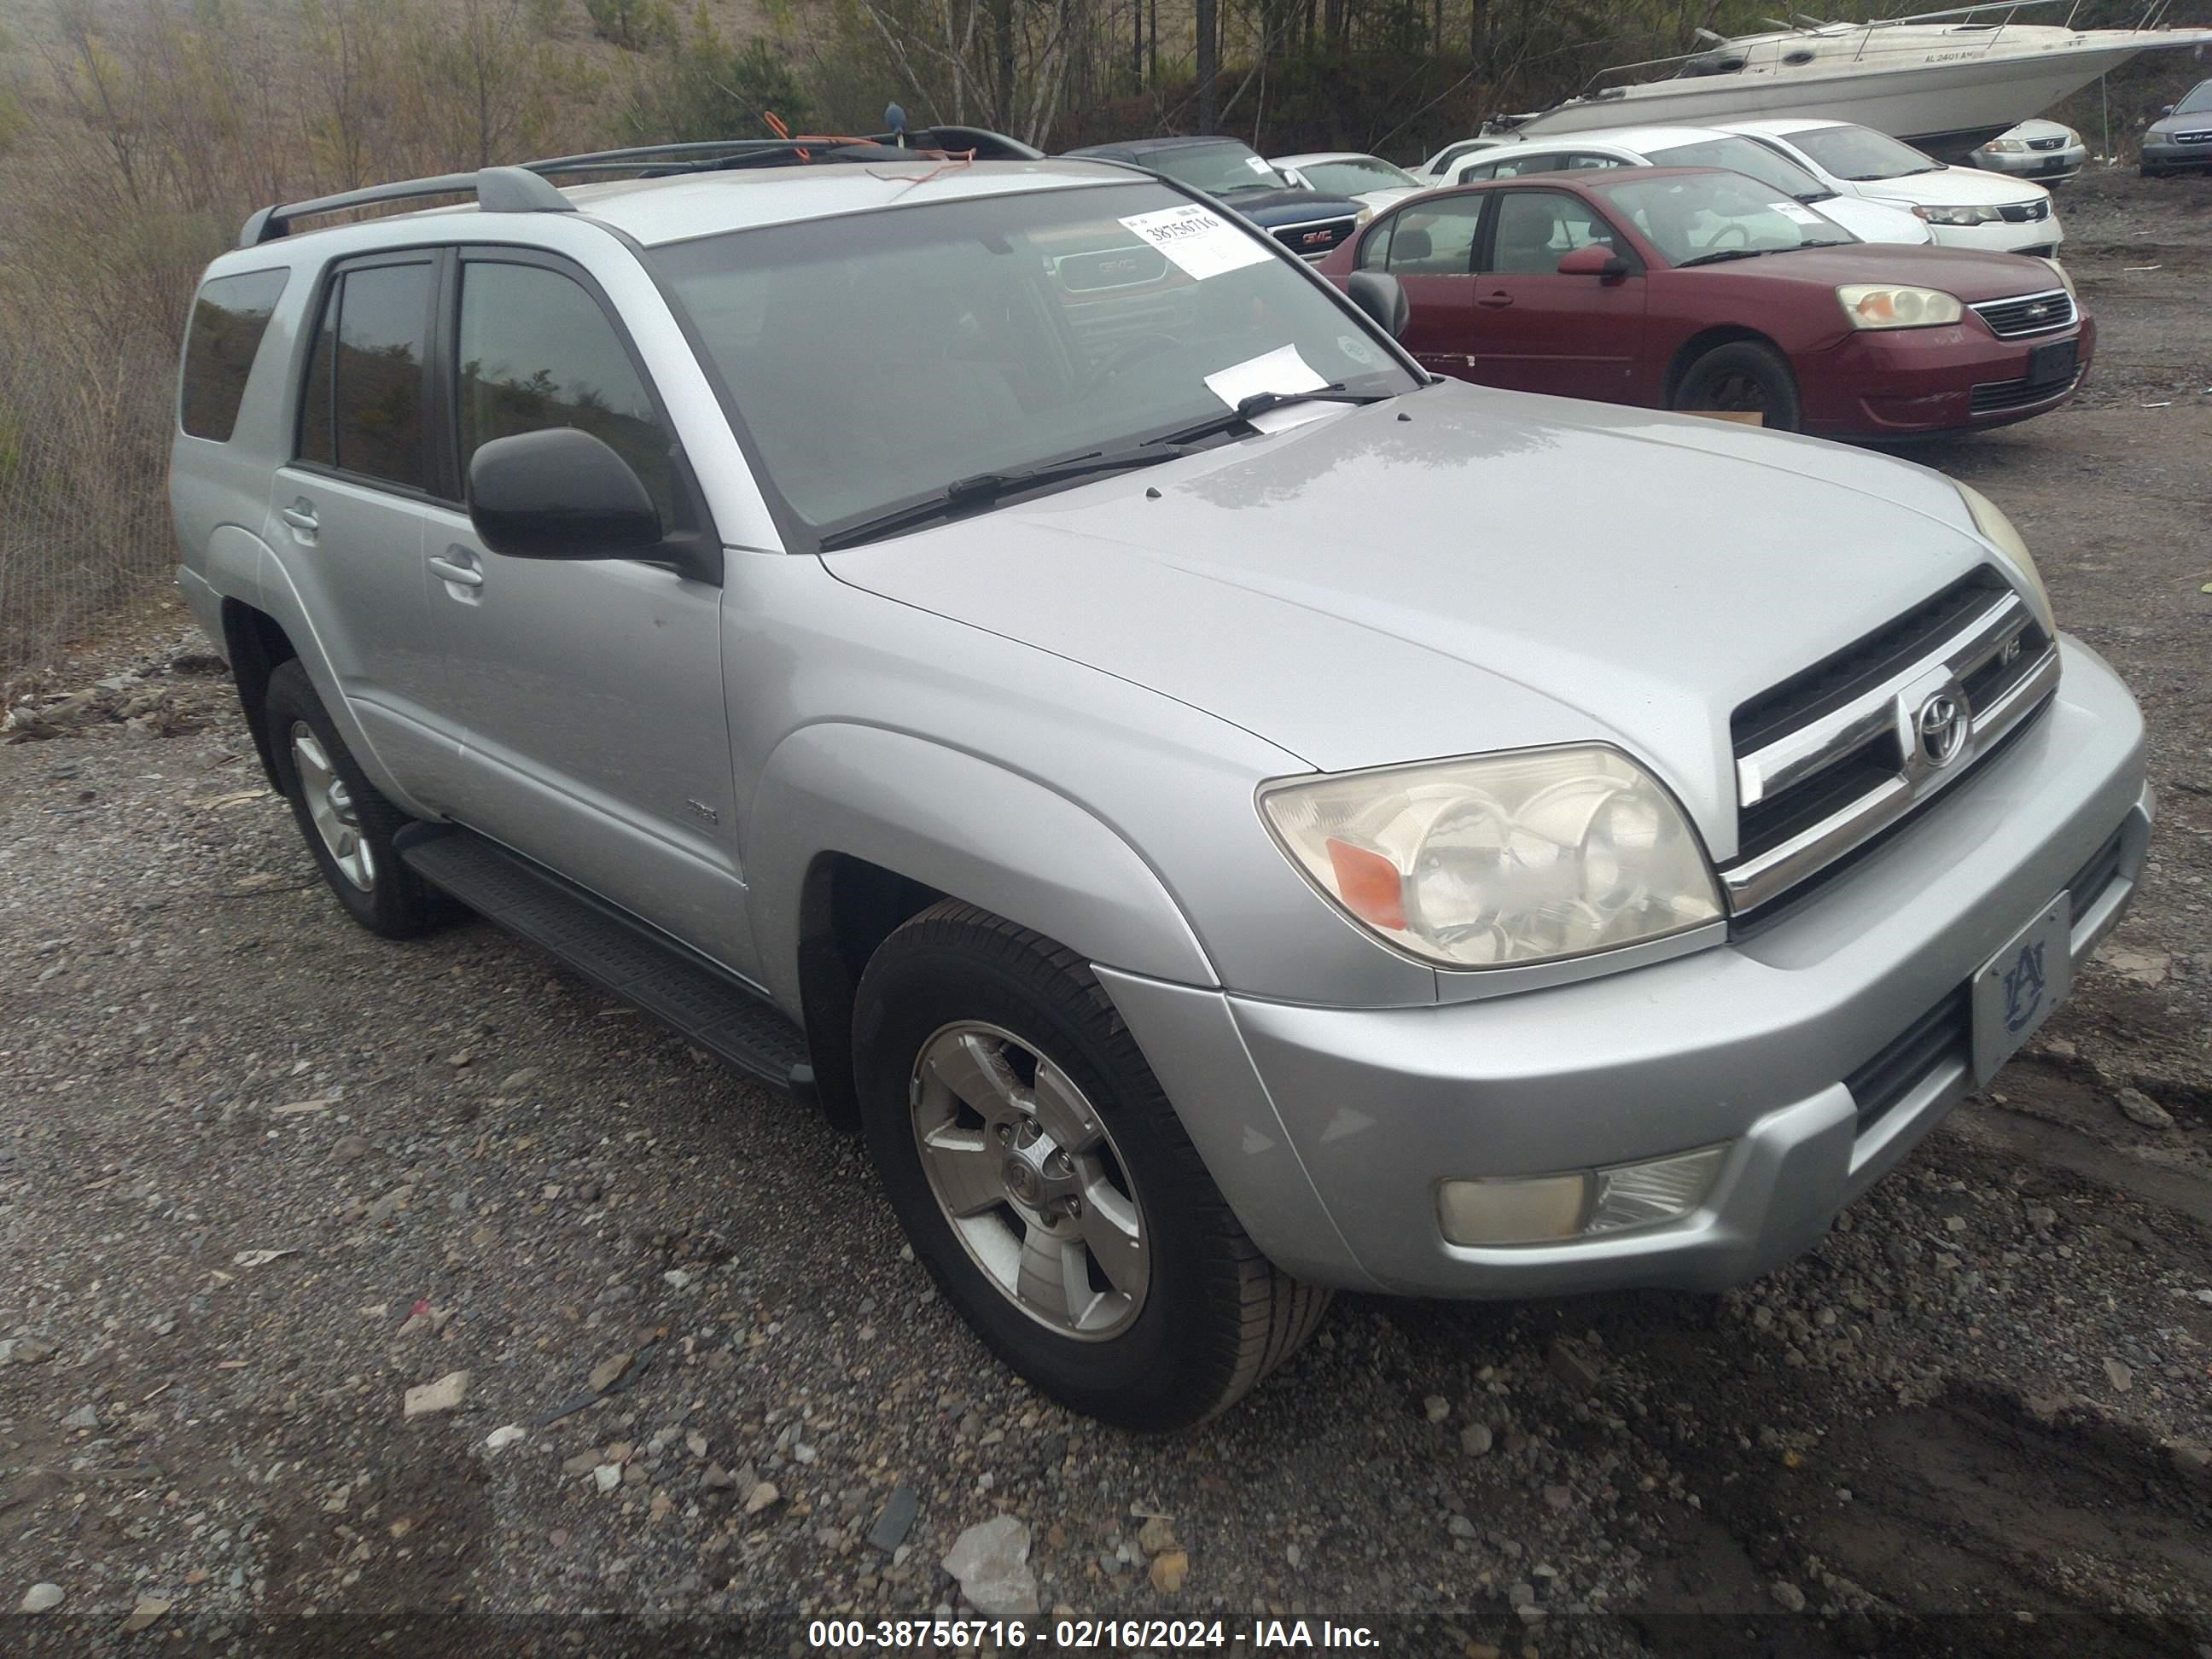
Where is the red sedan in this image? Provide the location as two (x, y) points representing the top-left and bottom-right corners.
(1316, 166), (2093, 438)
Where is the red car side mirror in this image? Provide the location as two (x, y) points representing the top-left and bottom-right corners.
(1557, 244), (1631, 279)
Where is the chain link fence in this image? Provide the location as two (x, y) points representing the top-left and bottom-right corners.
(0, 313), (180, 678)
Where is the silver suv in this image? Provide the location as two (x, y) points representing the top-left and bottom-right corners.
(170, 132), (2151, 1429)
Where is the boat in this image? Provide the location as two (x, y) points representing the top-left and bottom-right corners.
(1485, 2), (2212, 158)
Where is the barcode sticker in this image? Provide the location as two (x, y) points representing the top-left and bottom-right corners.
(1118, 206), (1273, 282)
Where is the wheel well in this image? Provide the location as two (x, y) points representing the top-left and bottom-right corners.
(795, 854), (944, 1132)
(1663, 325), (1784, 404)
(220, 600), (298, 792)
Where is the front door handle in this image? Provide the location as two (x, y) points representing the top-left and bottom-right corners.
(1477, 291), (1515, 309)
(428, 550), (484, 589)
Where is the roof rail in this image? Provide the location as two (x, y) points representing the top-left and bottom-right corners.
(236, 126), (1045, 247)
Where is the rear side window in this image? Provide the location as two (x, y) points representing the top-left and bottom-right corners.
(455, 260), (677, 525)
(294, 259), (435, 490)
(179, 270), (289, 442)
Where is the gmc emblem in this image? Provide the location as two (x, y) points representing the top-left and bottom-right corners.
(1302, 230), (1334, 246)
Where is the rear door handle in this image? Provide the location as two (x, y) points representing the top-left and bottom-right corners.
(281, 503), (319, 533)
(428, 550), (484, 589)
(1478, 292), (1515, 309)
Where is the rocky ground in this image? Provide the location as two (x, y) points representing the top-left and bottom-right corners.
(3, 166), (2209, 1656)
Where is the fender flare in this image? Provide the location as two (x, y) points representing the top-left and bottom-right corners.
(747, 723), (1217, 1014)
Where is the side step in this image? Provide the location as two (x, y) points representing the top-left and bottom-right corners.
(395, 824), (812, 1098)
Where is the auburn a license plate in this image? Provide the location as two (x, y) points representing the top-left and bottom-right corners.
(1970, 897), (2072, 1083)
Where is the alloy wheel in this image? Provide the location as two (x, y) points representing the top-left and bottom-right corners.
(289, 721), (375, 892)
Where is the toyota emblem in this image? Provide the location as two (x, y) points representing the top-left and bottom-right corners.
(1916, 691), (1965, 768)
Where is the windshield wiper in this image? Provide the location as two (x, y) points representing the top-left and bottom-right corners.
(1793, 189), (1839, 203)
(1150, 385), (1389, 448)
(1677, 247), (1773, 268)
(817, 443), (1191, 551)
(1789, 238), (1855, 250)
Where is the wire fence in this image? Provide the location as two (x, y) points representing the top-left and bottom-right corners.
(0, 314), (181, 678)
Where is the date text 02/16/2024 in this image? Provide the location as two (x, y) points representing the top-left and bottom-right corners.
(805, 1618), (1383, 1650)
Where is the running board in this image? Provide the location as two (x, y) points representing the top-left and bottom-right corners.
(395, 824), (813, 1099)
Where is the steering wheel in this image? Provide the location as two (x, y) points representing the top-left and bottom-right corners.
(1081, 333), (1180, 394)
(1706, 221), (1752, 250)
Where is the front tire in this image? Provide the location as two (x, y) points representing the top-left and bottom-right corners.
(264, 659), (439, 939)
(853, 901), (1328, 1429)
(1672, 340), (1802, 433)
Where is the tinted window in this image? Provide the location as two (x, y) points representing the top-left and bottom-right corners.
(1369, 197), (1485, 275)
(180, 270), (289, 441)
(297, 262), (434, 487)
(1487, 191), (1620, 275)
(457, 262), (675, 526)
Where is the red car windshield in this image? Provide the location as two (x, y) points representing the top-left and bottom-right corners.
(1592, 173), (1856, 267)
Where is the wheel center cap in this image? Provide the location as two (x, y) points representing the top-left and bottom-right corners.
(1003, 1159), (1040, 1204)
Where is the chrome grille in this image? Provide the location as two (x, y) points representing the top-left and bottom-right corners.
(1271, 215), (1357, 260)
(2178, 131), (2212, 144)
(2027, 136), (2067, 152)
(1723, 572), (2057, 915)
(1969, 288), (2075, 339)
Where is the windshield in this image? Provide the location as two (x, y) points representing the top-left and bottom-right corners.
(1144, 143), (1290, 195)
(651, 181), (1415, 542)
(1785, 124), (1942, 181)
(2175, 81), (2212, 116)
(1644, 136), (1830, 198)
(1296, 157), (1418, 195)
(1593, 172), (1857, 265)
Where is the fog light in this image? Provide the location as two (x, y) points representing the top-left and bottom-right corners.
(1437, 1144), (1729, 1247)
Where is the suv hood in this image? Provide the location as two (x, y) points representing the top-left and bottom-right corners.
(824, 383), (1993, 856)
(1207, 183), (1363, 222)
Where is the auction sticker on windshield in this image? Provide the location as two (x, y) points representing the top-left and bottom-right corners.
(1118, 206), (1272, 281)
(1770, 201), (1825, 224)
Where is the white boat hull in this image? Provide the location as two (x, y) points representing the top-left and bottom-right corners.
(1509, 31), (2212, 154)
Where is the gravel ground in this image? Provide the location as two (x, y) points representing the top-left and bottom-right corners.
(3, 166), (2209, 1656)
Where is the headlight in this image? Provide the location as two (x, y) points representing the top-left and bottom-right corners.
(1354, 204), (1375, 227)
(1954, 480), (2054, 632)
(1257, 746), (1722, 969)
(1913, 203), (2003, 224)
(1837, 283), (1964, 329)
(1983, 138), (2028, 154)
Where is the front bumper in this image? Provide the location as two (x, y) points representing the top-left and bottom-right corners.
(2142, 141), (2212, 172)
(1799, 315), (2095, 437)
(1103, 638), (2148, 1296)
(1972, 147), (2085, 182)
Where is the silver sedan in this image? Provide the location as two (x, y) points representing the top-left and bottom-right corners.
(1971, 119), (2087, 185)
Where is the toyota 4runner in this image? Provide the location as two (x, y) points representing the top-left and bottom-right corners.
(169, 131), (2151, 1429)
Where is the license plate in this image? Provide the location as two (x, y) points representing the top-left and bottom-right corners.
(2025, 337), (2077, 386)
(1970, 897), (2071, 1082)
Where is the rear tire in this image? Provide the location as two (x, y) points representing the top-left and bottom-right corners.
(265, 659), (439, 939)
(1672, 340), (1802, 433)
(853, 900), (1329, 1429)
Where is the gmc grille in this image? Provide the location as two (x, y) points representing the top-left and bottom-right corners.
(1969, 288), (2075, 339)
(1722, 570), (2058, 915)
(1272, 216), (1356, 259)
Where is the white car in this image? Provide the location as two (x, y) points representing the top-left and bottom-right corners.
(1718, 119), (2062, 257)
(1272, 151), (1427, 214)
(1970, 119), (2087, 186)
(1440, 123), (1936, 247)
(1412, 137), (1509, 184)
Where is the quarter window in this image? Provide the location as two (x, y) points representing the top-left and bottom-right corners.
(296, 260), (434, 490)
(456, 261), (676, 526)
(180, 270), (289, 442)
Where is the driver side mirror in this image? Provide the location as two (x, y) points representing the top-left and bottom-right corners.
(1344, 271), (1410, 339)
(469, 426), (665, 562)
(2158, 103), (2175, 117)
(1557, 244), (1631, 279)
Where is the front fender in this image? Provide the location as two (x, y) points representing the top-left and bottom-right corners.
(746, 723), (1217, 1014)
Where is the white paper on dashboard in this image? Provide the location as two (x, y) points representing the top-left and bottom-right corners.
(1202, 344), (1328, 412)
(1770, 201), (1825, 224)
(1116, 205), (1273, 282)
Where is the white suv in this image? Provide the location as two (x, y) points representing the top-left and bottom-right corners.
(1720, 119), (2063, 258)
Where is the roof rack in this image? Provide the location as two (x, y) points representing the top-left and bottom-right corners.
(236, 125), (1046, 247)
